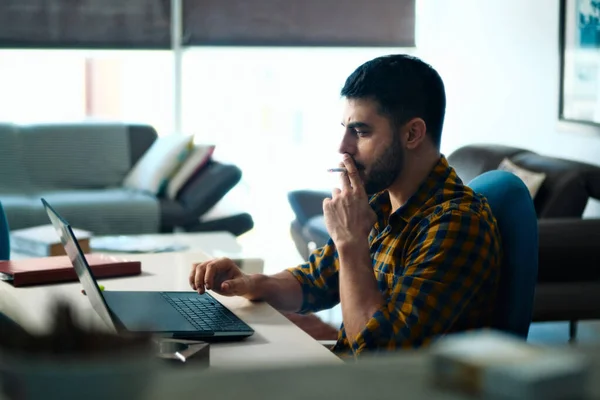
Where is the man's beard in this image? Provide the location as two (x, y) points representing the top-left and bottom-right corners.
(355, 135), (404, 195)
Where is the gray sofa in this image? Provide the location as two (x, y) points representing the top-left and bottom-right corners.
(0, 122), (253, 236)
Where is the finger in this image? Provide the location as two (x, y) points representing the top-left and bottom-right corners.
(338, 162), (351, 190)
(342, 154), (364, 193)
(189, 261), (207, 290)
(204, 262), (216, 290)
(322, 198), (330, 213)
(189, 263), (198, 289)
(221, 277), (248, 296)
(194, 263), (208, 294)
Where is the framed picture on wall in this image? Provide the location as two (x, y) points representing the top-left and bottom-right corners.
(559, 0), (600, 127)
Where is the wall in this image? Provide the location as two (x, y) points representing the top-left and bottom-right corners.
(415, 0), (600, 216)
(0, 51), (86, 122)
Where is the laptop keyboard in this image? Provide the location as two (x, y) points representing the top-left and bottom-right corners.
(161, 293), (253, 332)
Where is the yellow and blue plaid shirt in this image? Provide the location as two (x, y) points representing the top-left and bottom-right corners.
(288, 155), (502, 358)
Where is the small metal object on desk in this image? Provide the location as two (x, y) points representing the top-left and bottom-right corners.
(155, 339), (210, 368)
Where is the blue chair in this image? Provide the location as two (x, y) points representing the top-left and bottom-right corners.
(0, 201), (9, 260)
(468, 170), (538, 339)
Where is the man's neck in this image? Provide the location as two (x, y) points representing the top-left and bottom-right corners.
(387, 150), (441, 213)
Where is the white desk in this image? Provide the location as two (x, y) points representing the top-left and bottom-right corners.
(89, 231), (265, 274)
(0, 251), (340, 369)
(90, 231), (244, 256)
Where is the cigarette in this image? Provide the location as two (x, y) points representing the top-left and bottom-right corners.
(327, 167), (347, 173)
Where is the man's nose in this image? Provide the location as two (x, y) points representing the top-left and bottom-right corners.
(338, 133), (356, 155)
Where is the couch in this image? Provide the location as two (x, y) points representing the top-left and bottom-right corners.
(288, 144), (600, 340)
(0, 122), (253, 237)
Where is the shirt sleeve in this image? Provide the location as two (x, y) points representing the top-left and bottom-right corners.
(286, 238), (340, 314)
(350, 208), (501, 355)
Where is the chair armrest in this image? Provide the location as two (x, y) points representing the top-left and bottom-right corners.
(303, 216), (330, 249)
(538, 218), (600, 282)
(288, 190), (330, 226)
(175, 161), (242, 218)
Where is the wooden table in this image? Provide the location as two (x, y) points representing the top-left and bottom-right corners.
(0, 251), (340, 369)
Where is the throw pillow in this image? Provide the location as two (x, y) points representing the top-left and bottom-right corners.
(166, 144), (216, 199)
(122, 134), (194, 196)
(498, 158), (546, 198)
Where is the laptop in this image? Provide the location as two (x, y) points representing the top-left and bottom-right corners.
(41, 198), (254, 341)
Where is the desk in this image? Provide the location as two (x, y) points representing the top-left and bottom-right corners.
(12, 231), (265, 274)
(0, 251), (340, 369)
(90, 231), (244, 257)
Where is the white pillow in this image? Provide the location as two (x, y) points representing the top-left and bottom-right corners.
(498, 158), (546, 199)
(166, 144), (215, 199)
(123, 134), (194, 195)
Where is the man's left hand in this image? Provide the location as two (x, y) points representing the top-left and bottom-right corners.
(323, 154), (376, 248)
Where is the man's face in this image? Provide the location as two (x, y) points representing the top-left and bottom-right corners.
(339, 98), (405, 195)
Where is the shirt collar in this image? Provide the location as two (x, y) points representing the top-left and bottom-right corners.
(369, 155), (455, 224)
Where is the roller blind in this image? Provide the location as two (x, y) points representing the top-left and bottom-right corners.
(182, 0), (416, 47)
(0, 0), (415, 49)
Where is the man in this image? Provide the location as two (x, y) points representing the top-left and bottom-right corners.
(190, 54), (502, 358)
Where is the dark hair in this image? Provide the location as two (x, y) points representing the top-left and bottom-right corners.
(341, 54), (446, 149)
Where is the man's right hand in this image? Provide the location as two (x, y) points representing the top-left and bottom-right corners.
(189, 257), (254, 297)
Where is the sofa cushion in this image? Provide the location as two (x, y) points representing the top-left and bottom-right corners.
(19, 123), (132, 190)
(166, 144), (215, 200)
(123, 134), (194, 196)
(1, 189), (160, 235)
(498, 158), (546, 199)
(447, 144), (533, 184)
(0, 195), (44, 230)
(510, 153), (596, 218)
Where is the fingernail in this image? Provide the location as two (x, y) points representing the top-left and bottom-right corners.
(343, 153), (350, 159)
(222, 282), (229, 291)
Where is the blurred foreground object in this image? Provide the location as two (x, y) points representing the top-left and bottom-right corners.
(429, 330), (590, 399)
(0, 301), (156, 400)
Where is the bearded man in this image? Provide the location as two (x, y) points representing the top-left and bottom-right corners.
(189, 54), (502, 359)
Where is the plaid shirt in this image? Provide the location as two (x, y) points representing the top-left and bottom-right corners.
(288, 156), (502, 358)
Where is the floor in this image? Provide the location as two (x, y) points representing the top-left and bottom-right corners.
(237, 221), (600, 347)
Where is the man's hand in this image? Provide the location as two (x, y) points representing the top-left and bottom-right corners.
(189, 257), (254, 297)
(323, 154), (376, 248)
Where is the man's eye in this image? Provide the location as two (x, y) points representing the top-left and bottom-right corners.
(355, 130), (368, 137)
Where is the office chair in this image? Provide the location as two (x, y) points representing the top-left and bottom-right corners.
(468, 170), (539, 339)
(0, 201), (9, 260)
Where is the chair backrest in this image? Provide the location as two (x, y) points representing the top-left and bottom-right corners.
(468, 170), (538, 339)
(0, 201), (9, 260)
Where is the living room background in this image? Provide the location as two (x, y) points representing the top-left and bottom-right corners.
(1, 0), (599, 231)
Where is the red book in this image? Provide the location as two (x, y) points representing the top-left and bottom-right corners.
(0, 254), (142, 287)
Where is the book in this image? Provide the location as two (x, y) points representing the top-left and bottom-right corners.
(10, 225), (92, 258)
(0, 254), (141, 287)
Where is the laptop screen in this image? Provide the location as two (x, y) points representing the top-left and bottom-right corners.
(42, 199), (117, 333)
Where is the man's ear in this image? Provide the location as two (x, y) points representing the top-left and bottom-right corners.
(403, 118), (427, 149)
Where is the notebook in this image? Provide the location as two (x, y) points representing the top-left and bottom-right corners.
(0, 254), (141, 287)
